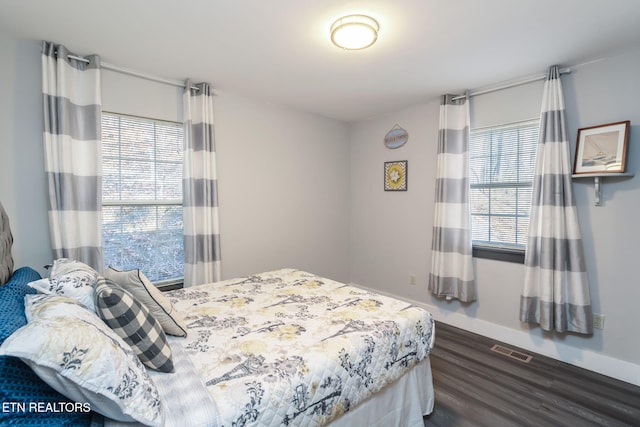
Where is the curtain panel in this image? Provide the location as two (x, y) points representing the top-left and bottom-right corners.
(520, 66), (593, 334)
(183, 81), (221, 287)
(429, 94), (476, 302)
(41, 41), (103, 271)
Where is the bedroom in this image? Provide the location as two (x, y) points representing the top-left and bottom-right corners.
(1, 0), (640, 425)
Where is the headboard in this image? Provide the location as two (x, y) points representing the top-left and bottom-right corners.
(0, 202), (14, 285)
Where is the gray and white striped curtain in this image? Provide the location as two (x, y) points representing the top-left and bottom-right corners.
(42, 41), (103, 271)
(520, 66), (592, 334)
(429, 94), (476, 302)
(183, 81), (221, 287)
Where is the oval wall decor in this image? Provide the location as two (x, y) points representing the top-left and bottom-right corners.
(384, 125), (409, 149)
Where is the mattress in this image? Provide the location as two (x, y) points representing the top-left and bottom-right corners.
(166, 268), (435, 426)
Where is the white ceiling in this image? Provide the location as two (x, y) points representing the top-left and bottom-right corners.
(2, 0), (640, 122)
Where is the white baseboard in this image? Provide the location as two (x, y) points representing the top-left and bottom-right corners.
(351, 283), (640, 387)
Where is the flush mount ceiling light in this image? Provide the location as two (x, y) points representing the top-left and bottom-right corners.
(330, 14), (379, 50)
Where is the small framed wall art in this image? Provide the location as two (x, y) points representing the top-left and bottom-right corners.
(384, 160), (407, 191)
(384, 124), (409, 149)
(573, 121), (630, 174)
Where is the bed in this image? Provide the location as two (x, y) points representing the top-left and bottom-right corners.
(0, 205), (435, 426)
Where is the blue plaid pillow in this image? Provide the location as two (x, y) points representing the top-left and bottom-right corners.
(0, 267), (93, 426)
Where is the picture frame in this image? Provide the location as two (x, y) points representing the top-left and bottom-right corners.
(573, 121), (630, 174)
(384, 160), (407, 191)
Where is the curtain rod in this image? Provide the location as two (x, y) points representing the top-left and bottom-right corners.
(66, 54), (203, 92)
(451, 67), (572, 101)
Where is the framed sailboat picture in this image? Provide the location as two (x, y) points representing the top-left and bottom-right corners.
(573, 121), (630, 174)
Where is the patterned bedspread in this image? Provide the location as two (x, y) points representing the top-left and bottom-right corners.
(167, 269), (435, 427)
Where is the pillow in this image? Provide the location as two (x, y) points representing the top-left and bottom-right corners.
(105, 267), (188, 337)
(24, 293), (89, 322)
(28, 258), (99, 311)
(0, 267), (93, 426)
(49, 257), (99, 278)
(0, 294), (165, 426)
(94, 277), (174, 373)
(0, 201), (14, 286)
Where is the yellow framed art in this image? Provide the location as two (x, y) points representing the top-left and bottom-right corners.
(384, 161), (407, 191)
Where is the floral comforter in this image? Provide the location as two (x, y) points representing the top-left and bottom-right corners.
(168, 269), (435, 427)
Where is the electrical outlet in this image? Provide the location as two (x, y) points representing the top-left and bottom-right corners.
(409, 275), (416, 286)
(593, 313), (605, 330)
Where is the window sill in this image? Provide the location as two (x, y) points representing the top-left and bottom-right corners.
(155, 278), (184, 292)
(157, 282), (183, 292)
(472, 245), (525, 264)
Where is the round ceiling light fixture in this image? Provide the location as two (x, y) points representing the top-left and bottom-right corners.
(330, 14), (379, 50)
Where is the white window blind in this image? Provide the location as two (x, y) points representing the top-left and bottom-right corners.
(469, 119), (539, 249)
(101, 112), (184, 283)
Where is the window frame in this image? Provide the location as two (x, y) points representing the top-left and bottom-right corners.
(468, 118), (540, 264)
(101, 111), (185, 285)
(472, 244), (525, 264)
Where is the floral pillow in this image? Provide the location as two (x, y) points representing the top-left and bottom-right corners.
(28, 259), (99, 311)
(49, 258), (99, 278)
(0, 294), (165, 426)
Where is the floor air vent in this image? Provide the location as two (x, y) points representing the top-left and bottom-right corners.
(490, 344), (533, 363)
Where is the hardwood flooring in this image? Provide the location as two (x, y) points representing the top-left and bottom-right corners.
(423, 322), (640, 427)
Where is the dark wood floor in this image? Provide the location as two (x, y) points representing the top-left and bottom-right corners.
(423, 322), (640, 427)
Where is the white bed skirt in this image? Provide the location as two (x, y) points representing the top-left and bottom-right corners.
(328, 357), (434, 427)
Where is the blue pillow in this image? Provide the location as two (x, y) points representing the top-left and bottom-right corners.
(0, 267), (93, 426)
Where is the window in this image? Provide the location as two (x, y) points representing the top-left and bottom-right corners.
(469, 119), (539, 262)
(101, 112), (184, 284)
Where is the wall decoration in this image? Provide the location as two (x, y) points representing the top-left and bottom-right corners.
(384, 161), (407, 191)
(573, 121), (630, 174)
(384, 124), (409, 149)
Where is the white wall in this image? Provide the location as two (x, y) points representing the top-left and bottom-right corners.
(563, 52), (640, 366)
(213, 92), (350, 282)
(102, 69), (183, 122)
(0, 34), (351, 283)
(348, 51), (640, 385)
(0, 37), (51, 276)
